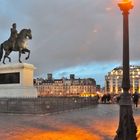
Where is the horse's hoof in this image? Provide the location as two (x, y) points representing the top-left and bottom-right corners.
(25, 57), (29, 60)
(19, 60), (22, 63)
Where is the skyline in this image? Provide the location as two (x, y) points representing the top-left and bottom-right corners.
(0, 0), (140, 86)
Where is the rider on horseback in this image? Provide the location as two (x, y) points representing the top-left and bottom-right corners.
(8, 23), (18, 50)
(0, 25), (32, 64)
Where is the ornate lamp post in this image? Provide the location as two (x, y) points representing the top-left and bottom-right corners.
(114, 0), (137, 140)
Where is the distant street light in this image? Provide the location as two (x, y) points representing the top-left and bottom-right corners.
(114, 0), (137, 140)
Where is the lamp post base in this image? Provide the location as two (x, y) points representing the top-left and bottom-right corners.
(114, 93), (137, 140)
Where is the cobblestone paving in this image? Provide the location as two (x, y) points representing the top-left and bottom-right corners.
(0, 104), (140, 140)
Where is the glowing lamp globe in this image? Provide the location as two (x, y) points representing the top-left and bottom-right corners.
(118, 0), (133, 12)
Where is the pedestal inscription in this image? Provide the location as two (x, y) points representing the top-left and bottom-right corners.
(0, 72), (20, 84)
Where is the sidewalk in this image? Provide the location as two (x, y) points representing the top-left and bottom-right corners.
(0, 104), (139, 140)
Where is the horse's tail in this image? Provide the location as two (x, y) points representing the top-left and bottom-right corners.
(0, 43), (4, 61)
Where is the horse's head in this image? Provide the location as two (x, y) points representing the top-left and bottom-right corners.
(19, 29), (32, 40)
(25, 29), (32, 39)
(16, 28), (32, 50)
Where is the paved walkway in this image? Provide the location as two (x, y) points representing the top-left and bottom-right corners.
(0, 104), (140, 140)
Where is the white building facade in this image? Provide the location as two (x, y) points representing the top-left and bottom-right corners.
(105, 65), (140, 94)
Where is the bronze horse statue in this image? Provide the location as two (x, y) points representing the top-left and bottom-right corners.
(0, 29), (32, 64)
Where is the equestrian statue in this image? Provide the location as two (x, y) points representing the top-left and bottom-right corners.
(0, 23), (32, 64)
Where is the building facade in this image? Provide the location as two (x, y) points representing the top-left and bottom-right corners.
(35, 74), (96, 97)
(105, 65), (140, 94)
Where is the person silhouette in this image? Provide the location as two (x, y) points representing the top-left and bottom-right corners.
(133, 91), (139, 108)
(8, 23), (18, 49)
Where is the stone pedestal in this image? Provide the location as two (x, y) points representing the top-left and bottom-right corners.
(0, 63), (37, 98)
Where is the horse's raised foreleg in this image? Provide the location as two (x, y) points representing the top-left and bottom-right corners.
(24, 49), (30, 60)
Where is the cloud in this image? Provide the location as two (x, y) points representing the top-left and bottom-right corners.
(0, 0), (140, 85)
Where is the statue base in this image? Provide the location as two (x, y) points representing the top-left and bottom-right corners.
(0, 63), (37, 98)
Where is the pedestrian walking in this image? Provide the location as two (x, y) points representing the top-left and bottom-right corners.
(133, 91), (139, 108)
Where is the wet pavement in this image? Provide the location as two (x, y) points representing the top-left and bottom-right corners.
(0, 104), (140, 140)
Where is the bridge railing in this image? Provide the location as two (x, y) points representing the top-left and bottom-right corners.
(0, 96), (98, 114)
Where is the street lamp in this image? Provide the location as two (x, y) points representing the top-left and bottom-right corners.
(114, 0), (137, 140)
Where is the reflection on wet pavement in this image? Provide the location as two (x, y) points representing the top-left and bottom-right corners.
(0, 104), (140, 140)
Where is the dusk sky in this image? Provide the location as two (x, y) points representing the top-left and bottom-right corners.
(0, 0), (140, 86)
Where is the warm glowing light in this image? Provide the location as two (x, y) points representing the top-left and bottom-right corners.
(16, 127), (102, 140)
(5, 117), (140, 140)
(118, 0), (132, 3)
(80, 93), (97, 97)
(118, 0), (134, 11)
(123, 0), (131, 2)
